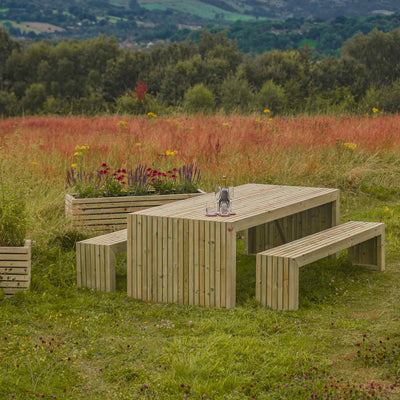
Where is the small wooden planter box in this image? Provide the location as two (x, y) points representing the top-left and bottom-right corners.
(0, 240), (31, 296)
(66, 190), (205, 231)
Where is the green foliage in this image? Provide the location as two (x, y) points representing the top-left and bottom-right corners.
(220, 74), (253, 113)
(0, 90), (19, 116)
(23, 83), (47, 114)
(0, 181), (27, 247)
(183, 83), (215, 114)
(253, 80), (287, 114)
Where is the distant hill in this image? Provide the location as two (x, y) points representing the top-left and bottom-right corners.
(1, 0), (400, 53)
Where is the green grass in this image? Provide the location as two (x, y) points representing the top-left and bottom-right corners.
(1, 193), (400, 398)
(1, 116), (400, 398)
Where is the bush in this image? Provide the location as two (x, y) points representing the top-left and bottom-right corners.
(0, 182), (27, 247)
(253, 80), (287, 114)
(183, 84), (215, 115)
(220, 75), (253, 114)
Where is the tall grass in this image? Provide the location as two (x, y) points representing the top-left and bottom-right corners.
(0, 114), (400, 399)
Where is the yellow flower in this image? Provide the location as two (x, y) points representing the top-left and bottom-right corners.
(71, 163), (77, 168)
(222, 122), (229, 126)
(118, 120), (127, 126)
(385, 206), (389, 211)
(147, 112), (157, 118)
(372, 107), (379, 113)
(264, 109), (270, 113)
(31, 161), (38, 165)
(165, 150), (178, 156)
(74, 151), (83, 157)
(135, 142), (142, 146)
(343, 142), (356, 150)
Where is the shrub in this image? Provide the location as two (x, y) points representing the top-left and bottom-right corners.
(183, 84), (215, 115)
(253, 80), (287, 114)
(220, 75), (253, 114)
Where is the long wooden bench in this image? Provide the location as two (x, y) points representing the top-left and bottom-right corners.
(76, 229), (127, 292)
(256, 221), (385, 310)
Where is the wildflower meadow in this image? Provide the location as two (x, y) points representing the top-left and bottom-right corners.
(0, 114), (400, 399)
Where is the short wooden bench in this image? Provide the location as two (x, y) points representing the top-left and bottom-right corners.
(0, 240), (31, 296)
(76, 229), (127, 292)
(256, 221), (385, 310)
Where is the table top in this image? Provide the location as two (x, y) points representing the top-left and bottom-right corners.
(132, 184), (340, 231)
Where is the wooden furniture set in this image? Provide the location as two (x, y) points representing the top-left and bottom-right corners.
(75, 183), (385, 310)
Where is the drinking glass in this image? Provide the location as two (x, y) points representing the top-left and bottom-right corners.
(205, 202), (217, 216)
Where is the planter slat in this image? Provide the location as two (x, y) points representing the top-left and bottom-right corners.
(66, 190), (205, 231)
(0, 240), (31, 296)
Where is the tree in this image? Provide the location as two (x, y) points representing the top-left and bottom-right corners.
(183, 84), (215, 115)
(253, 80), (287, 114)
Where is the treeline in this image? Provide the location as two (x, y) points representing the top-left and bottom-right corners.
(1, 27), (400, 117)
(173, 13), (400, 55)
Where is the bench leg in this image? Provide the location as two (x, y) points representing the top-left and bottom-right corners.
(256, 256), (299, 310)
(348, 235), (385, 271)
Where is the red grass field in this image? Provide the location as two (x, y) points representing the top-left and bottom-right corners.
(1, 114), (399, 189)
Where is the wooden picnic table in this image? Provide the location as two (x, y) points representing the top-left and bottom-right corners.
(126, 183), (340, 308)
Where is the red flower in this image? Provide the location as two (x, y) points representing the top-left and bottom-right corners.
(171, 175), (177, 178)
(101, 163), (107, 168)
(121, 169), (126, 173)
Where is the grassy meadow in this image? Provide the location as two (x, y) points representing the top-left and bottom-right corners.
(0, 114), (400, 399)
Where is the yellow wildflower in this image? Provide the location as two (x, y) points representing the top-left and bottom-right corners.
(264, 109), (271, 113)
(147, 112), (157, 118)
(385, 206), (389, 211)
(74, 152), (83, 157)
(165, 150), (178, 156)
(71, 163), (77, 168)
(372, 107), (379, 113)
(222, 122), (229, 126)
(31, 161), (38, 165)
(343, 142), (356, 150)
(118, 120), (127, 126)
(135, 142), (142, 146)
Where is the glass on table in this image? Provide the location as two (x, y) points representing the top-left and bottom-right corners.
(205, 201), (218, 217)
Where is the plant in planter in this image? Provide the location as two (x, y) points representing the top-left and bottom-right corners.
(0, 182), (31, 296)
(65, 162), (204, 230)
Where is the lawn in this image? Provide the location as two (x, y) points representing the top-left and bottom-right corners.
(0, 114), (399, 399)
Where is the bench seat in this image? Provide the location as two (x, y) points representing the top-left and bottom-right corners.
(256, 221), (385, 310)
(76, 229), (127, 292)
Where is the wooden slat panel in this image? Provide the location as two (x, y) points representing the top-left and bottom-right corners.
(209, 221), (216, 308)
(152, 216), (159, 302)
(173, 218), (179, 303)
(215, 222), (221, 308)
(194, 219), (200, 305)
(225, 223), (236, 309)
(204, 221), (210, 307)
(168, 217), (173, 303)
(199, 219), (205, 307)
(220, 223), (227, 308)
(146, 215), (153, 300)
(188, 219), (194, 305)
(183, 219), (189, 305)
(178, 218), (184, 304)
(142, 215), (148, 301)
(157, 217), (163, 303)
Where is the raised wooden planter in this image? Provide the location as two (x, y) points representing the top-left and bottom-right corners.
(66, 190), (206, 231)
(0, 240), (31, 296)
